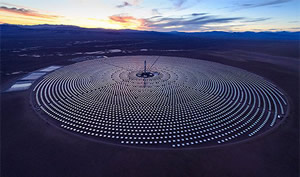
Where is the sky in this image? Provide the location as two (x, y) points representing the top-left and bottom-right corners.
(0, 0), (299, 32)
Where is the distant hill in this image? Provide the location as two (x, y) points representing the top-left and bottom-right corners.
(1, 24), (299, 40)
(171, 31), (300, 40)
(0, 24), (150, 33)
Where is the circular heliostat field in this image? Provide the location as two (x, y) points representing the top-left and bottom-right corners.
(32, 56), (289, 148)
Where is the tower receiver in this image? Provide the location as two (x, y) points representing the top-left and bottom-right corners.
(136, 60), (154, 78)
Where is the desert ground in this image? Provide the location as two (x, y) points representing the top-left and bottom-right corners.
(1, 26), (299, 177)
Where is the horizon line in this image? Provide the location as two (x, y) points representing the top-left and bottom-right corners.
(1, 23), (300, 33)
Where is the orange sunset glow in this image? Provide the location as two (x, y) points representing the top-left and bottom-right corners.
(0, 0), (299, 32)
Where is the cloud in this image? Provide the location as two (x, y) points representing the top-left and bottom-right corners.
(116, 1), (131, 8)
(116, 0), (143, 8)
(148, 15), (163, 19)
(169, 0), (202, 10)
(109, 15), (135, 23)
(288, 27), (300, 30)
(132, 0), (143, 5)
(191, 13), (207, 16)
(240, 0), (292, 8)
(244, 18), (271, 22)
(152, 9), (161, 15)
(170, 0), (188, 8)
(288, 20), (299, 23)
(147, 14), (244, 30)
(0, 6), (60, 19)
(143, 13), (275, 32)
(103, 12), (242, 31)
(109, 15), (147, 29)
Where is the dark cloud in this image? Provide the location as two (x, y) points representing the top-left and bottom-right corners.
(169, 0), (203, 10)
(244, 18), (271, 22)
(147, 15), (244, 29)
(191, 13), (207, 16)
(0, 6), (60, 18)
(116, 1), (131, 8)
(240, 0), (292, 8)
(0, 6), (32, 13)
(148, 15), (163, 19)
(152, 9), (161, 15)
(288, 20), (300, 23)
(109, 11), (273, 32)
(288, 27), (300, 29)
(170, 0), (188, 8)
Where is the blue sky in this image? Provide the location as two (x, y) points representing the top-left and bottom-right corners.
(0, 0), (299, 31)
